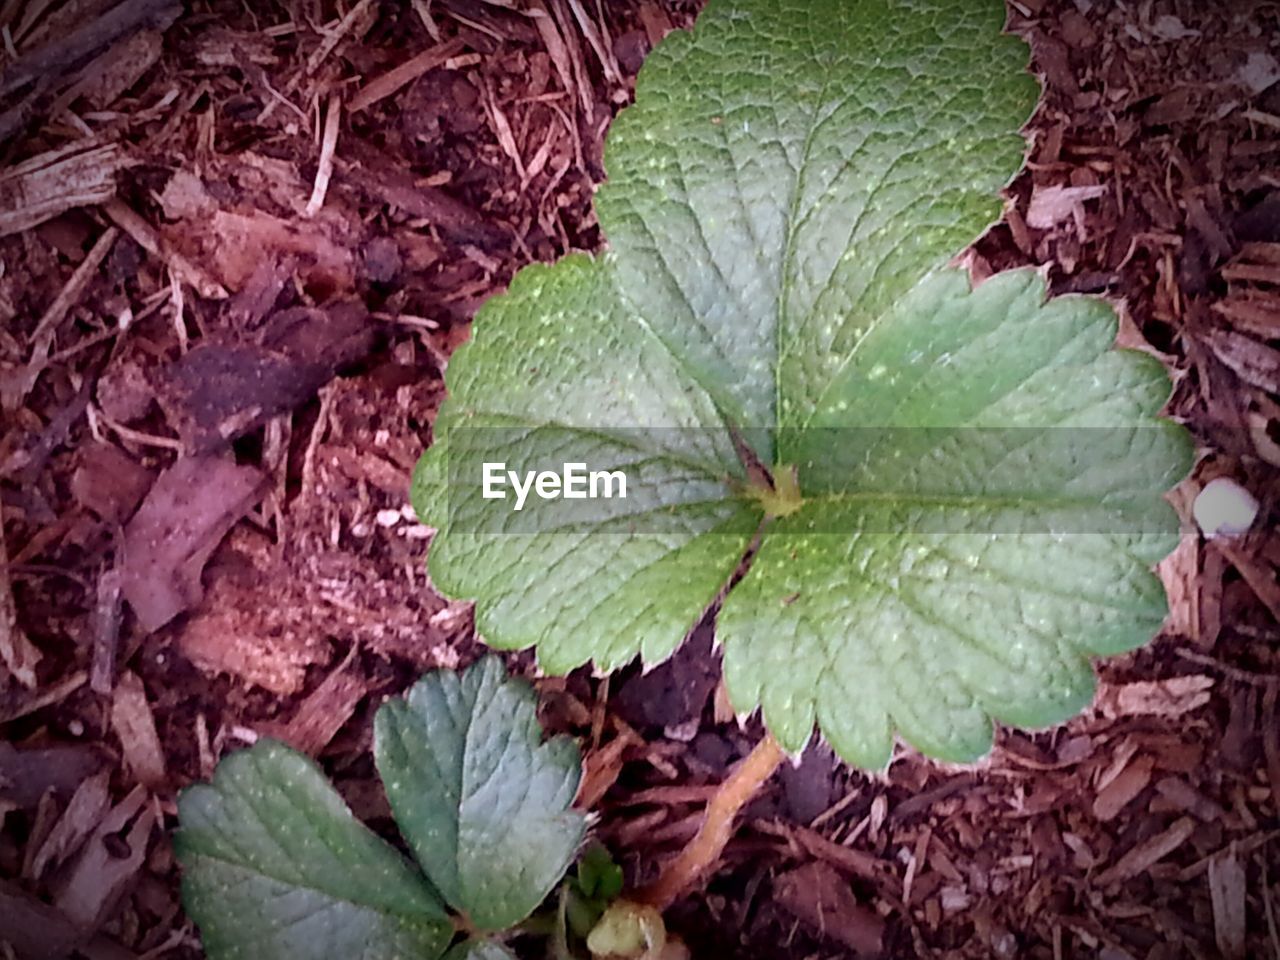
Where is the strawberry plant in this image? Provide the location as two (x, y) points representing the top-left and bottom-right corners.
(177, 0), (1194, 953)
(414, 0), (1190, 909)
(175, 658), (599, 960)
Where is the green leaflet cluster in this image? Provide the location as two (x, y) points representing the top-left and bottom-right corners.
(176, 658), (585, 960)
(414, 0), (1192, 765)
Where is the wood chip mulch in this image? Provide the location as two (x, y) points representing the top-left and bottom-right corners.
(0, 1), (1277, 959)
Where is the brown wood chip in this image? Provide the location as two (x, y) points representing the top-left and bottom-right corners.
(28, 771), (111, 882)
(54, 785), (154, 931)
(348, 37), (465, 113)
(1093, 756), (1154, 822)
(1095, 676), (1214, 719)
(110, 671), (167, 788)
(774, 861), (884, 957)
(1208, 847), (1247, 959)
(1096, 816), (1196, 885)
(268, 648), (373, 756)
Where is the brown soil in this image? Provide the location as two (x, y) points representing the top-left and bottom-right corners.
(1, 1), (1278, 959)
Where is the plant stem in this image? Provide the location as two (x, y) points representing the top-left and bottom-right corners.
(637, 734), (786, 909)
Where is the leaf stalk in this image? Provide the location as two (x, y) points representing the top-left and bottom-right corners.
(636, 734), (786, 909)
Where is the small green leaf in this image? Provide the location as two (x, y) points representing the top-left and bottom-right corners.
(375, 657), (586, 931)
(176, 740), (452, 960)
(575, 843), (624, 901)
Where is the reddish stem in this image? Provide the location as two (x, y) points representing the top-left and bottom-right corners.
(637, 734), (786, 909)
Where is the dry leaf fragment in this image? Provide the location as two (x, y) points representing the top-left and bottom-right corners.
(175, 529), (330, 695)
(120, 456), (268, 632)
(155, 169), (216, 220)
(1149, 15), (1199, 40)
(1237, 51), (1280, 94)
(198, 209), (357, 293)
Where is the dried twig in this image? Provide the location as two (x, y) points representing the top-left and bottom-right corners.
(90, 566), (124, 695)
(482, 76), (525, 180)
(3, 225), (118, 409)
(566, 0), (620, 85)
(348, 37), (464, 113)
(543, 0), (595, 118)
(412, 0), (443, 41)
(305, 93), (342, 216)
(305, 0), (376, 74)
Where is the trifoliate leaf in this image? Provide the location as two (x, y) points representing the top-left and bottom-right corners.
(413, 0), (1192, 765)
(176, 740), (452, 960)
(374, 657), (585, 931)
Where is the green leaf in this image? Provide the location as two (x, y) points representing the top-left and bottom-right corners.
(414, 0), (1192, 766)
(719, 269), (1189, 763)
(176, 740), (452, 960)
(374, 657), (586, 931)
(575, 843), (624, 902)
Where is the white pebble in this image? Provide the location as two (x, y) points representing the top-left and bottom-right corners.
(1193, 477), (1259, 539)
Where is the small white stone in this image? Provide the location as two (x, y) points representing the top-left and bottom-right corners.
(1193, 477), (1259, 539)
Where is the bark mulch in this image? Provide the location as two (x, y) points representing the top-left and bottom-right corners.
(0, 1), (1278, 958)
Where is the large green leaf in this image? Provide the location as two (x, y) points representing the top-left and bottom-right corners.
(176, 741), (453, 960)
(374, 657), (586, 932)
(413, 0), (1192, 765)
